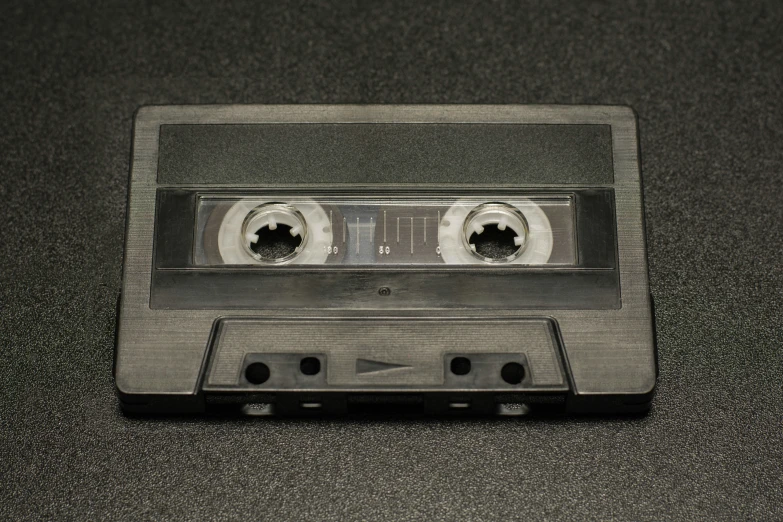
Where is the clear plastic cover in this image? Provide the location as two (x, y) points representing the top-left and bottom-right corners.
(194, 194), (576, 266)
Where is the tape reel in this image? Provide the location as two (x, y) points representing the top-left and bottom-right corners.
(217, 199), (333, 265)
(438, 198), (554, 265)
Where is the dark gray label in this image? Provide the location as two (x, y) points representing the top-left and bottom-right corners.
(158, 123), (613, 185)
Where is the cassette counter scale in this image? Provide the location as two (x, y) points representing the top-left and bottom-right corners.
(115, 105), (657, 416)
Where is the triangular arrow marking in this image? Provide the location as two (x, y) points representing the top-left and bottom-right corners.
(356, 358), (412, 374)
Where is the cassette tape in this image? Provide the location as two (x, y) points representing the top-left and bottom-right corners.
(115, 105), (656, 416)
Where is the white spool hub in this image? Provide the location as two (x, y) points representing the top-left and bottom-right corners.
(438, 199), (554, 265)
(217, 199), (331, 265)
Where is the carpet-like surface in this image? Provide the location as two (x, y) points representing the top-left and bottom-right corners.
(1, 1), (781, 520)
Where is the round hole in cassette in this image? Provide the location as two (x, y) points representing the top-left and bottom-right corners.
(462, 202), (529, 263)
(216, 199), (342, 265)
(249, 222), (302, 260)
(240, 203), (308, 263)
(438, 199), (554, 264)
(240, 203), (309, 263)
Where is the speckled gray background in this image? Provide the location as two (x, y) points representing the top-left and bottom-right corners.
(1, 1), (781, 520)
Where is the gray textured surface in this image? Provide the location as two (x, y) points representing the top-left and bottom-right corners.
(1, 1), (782, 520)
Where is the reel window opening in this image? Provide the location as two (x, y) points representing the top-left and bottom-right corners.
(250, 223), (302, 260)
(461, 203), (529, 263)
(468, 224), (520, 259)
(240, 203), (309, 264)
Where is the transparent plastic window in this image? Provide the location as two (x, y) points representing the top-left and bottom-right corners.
(194, 194), (576, 266)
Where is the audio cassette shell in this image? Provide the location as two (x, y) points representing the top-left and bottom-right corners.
(115, 104), (656, 416)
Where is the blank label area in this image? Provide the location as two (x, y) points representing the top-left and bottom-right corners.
(158, 123), (613, 185)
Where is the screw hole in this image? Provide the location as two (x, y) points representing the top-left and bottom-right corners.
(245, 362), (270, 384)
(501, 362), (525, 385)
(300, 357), (321, 376)
(450, 357), (472, 375)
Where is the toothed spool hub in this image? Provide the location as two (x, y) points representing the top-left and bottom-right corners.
(438, 199), (554, 264)
(218, 200), (331, 265)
